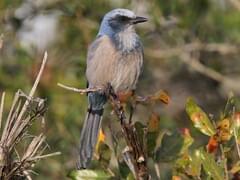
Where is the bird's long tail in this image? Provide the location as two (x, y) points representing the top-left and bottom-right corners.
(78, 92), (106, 169)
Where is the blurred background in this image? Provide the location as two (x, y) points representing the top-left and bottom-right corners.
(0, 0), (240, 179)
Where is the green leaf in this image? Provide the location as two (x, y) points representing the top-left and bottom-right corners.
(231, 112), (240, 142)
(155, 131), (184, 162)
(230, 161), (240, 174)
(126, 172), (135, 180)
(175, 150), (201, 178)
(200, 149), (224, 180)
(98, 143), (112, 168)
(188, 150), (202, 177)
(180, 128), (194, 154)
(68, 169), (112, 180)
(186, 97), (216, 136)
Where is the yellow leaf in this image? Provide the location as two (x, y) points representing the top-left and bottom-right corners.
(186, 97), (216, 136)
(152, 90), (170, 104)
(172, 175), (182, 180)
(95, 128), (105, 153)
(216, 118), (231, 142)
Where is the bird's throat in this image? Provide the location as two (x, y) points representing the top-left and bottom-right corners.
(114, 27), (139, 52)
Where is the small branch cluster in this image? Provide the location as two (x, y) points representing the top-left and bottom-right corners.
(106, 85), (149, 180)
(0, 52), (60, 179)
(58, 83), (151, 180)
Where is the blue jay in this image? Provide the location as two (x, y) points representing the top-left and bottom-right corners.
(78, 8), (147, 169)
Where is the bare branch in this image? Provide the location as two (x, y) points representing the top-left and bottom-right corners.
(106, 85), (150, 180)
(57, 83), (103, 94)
(0, 92), (5, 132)
(229, 0), (240, 11)
(146, 43), (240, 94)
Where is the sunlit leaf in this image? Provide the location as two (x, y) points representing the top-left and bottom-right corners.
(232, 112), (240, 143)
(200, 149), (224, 180)
(222, 93), (235, 118)
(68, 169), (112, 180)
(172, 175), (182, 180)
(95, 128), (106, 153)
(180, 128), (194, 154)
(187, 150), (202, 177)
(175, 153), (191, 172)
(155, 131), (184, 162)
(186, 97), (216, 136)
(230, 161), (240, 174)
(175, 150), (202, 177)
(216, 118), (232, 142)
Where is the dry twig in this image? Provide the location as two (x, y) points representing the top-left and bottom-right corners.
(0, 52), (60, 179)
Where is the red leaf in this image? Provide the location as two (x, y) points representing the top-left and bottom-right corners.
(207, 136), (218, 153)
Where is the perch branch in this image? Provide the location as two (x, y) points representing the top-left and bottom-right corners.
(58, 83), (150, 180)
(57, 83), (103, 94)
(107, 85), (149, 179)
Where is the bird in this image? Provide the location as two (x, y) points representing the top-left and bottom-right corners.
(78, 8), (147, 169)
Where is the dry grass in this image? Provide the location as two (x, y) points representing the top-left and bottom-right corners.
(0, 52), (60, 180)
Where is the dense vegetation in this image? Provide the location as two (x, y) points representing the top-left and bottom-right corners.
(0, 0), (240, 179)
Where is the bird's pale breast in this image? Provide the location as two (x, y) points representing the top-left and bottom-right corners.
(86, 35), (143, 93)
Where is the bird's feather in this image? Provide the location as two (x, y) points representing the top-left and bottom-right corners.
(86, 35), (143, 92)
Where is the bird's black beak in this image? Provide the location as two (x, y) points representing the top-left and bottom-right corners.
(131, 16), (148, 24)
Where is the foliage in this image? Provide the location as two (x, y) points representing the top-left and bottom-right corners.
(1, 0), (240, 179)
(68, 95), (240, 179)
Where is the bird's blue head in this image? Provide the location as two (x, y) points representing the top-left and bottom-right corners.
(98, 9), (147, 37)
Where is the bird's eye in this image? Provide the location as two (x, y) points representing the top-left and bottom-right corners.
(118, 16), (130, 22)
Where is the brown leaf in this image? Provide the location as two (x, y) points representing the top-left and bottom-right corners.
(147, 112), (160, 132)
(151, 90), (170, 104)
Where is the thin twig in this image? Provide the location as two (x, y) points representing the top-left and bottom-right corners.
(1, 91), (20, 142)
(154, 163), (161, 179)
(106, 85), (149, 180)
(220, 144), (229, 180)
(9, 52), (48, 144)
(0, 52), (54, 179)
(28, 152), (61, 161)
(30, 52), (48, 98)
(0, 92), (5, 132)
(0, 34), (3, 50)
(57, 83), (102, 94)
